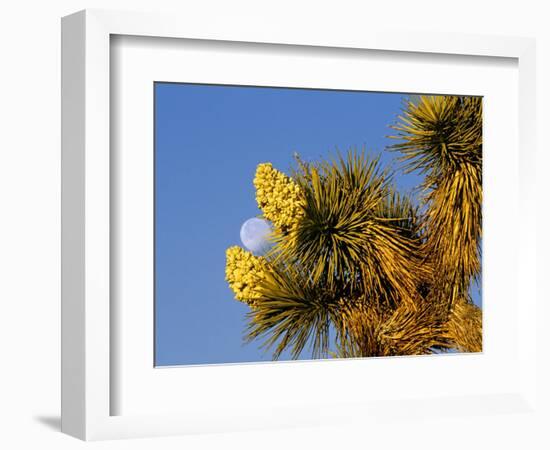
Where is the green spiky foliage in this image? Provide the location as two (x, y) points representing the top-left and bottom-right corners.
(336, 301), (454, 358)
(389, 96), (482, 311)
(276, 153), (428, 307)
(245, 263), (346, 360)
(445, 298), (482, 352)
(245, 152), (433, 359)
(226, 95), (483, 359)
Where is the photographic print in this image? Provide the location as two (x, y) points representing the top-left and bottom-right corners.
(154, 83), (482, 366)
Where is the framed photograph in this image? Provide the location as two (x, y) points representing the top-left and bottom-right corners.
(153, 84), (483, 367)
(61, 9), (538, 441)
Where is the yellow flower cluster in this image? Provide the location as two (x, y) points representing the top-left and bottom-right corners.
(225, 246), (266, 306)
(253, 163), (304, 230)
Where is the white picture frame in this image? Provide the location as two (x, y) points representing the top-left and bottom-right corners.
(61, 9), (538, 441)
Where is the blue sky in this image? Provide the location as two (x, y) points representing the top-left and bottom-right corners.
(154, 83), (481, 366)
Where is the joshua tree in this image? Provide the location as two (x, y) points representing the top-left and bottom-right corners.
(225, 95), (482, 359)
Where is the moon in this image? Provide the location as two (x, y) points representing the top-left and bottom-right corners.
(240, 218), (273, 255)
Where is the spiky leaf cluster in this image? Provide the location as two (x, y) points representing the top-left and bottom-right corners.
(245, 263), (346, 359)
(239, 152), (432, 358)
(224, 95), (483, 360)
(390, 95), (482, 309)
(336, 301), (453, 358)
(390, 96), (482, 185)
(274, 152), (428, 310)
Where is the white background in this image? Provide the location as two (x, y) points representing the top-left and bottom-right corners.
(0, 1), (548, 449)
